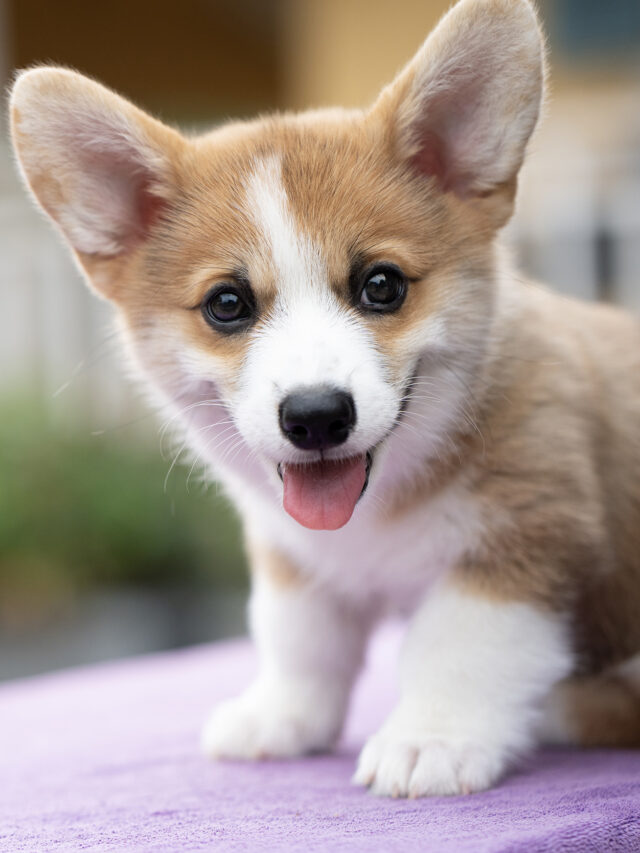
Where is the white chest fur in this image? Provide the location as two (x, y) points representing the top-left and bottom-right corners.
(229, 464), (481, 616)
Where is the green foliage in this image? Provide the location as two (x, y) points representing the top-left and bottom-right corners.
(0, 400), (248, 617)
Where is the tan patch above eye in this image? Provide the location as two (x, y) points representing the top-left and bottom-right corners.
(182, 267), (249, 310)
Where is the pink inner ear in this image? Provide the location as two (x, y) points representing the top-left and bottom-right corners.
(73, 142), (168, 256)
(410, 124), (478, 199)
(134, 177), (167, 241)
(410, 128), (449, 190)
(96, 148), (167, 251)
(405, 76), (489, 199)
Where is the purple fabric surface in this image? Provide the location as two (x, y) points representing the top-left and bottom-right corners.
(1, 627), (639, 852)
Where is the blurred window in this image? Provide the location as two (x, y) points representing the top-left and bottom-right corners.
(549, 0), (640, 59)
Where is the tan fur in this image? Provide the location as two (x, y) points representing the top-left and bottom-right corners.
(246, 539), (305, 589)
(9, 0), (640, 749)
(550, 658), (640, 748)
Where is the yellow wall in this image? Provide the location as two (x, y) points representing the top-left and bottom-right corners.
(280, 0), (449, 110)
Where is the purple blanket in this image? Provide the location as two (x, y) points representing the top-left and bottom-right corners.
(1, 627), (639, 852)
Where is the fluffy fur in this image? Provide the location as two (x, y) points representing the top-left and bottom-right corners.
(9, 0), (640, 797)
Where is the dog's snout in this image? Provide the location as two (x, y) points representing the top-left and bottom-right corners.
(279, 387), (356, 450)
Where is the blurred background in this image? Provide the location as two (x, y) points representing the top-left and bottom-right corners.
(0, 0), (639, 680)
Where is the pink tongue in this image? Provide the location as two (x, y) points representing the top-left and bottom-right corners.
(282, 456), (367, 530)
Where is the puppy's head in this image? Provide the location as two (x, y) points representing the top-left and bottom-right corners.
(10, 0), (544, 530)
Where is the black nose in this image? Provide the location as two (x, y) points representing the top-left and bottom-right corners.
(279, 387), (356, 450)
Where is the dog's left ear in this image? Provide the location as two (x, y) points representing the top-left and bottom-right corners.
(372, 0), (544, 210)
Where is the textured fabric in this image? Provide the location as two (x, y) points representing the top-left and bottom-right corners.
(1, 627), (639, 852)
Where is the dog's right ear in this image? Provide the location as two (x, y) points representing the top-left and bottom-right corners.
(10, 67), (186, 296)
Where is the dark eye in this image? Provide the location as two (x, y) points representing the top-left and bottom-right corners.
(202, 283), (254, 331)
(358, 265), (407, 312)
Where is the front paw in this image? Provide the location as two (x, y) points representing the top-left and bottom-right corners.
(201, 681), (342, 760)
(353, 717), (510, 798)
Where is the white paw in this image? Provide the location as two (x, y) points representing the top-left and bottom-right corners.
(201, 680), (342, 760)
(353, 724), (509, 798)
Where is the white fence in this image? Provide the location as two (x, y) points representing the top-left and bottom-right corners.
(0, 140), (147, 433)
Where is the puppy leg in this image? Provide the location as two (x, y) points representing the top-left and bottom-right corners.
(354, 577), (572, 797)
(540, 654), (640, 748)
(202, 553), (369, 760)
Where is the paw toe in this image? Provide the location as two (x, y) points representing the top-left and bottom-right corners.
(355, 733), (506, 798)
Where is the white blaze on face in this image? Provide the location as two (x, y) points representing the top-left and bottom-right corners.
(244, 155), (326, 299)
(233, 155), (399, 528)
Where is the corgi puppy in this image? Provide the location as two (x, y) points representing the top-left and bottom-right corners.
(10, 0), (640, 798)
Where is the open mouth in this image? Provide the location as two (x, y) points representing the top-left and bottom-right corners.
(277, 451), (373, 531)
